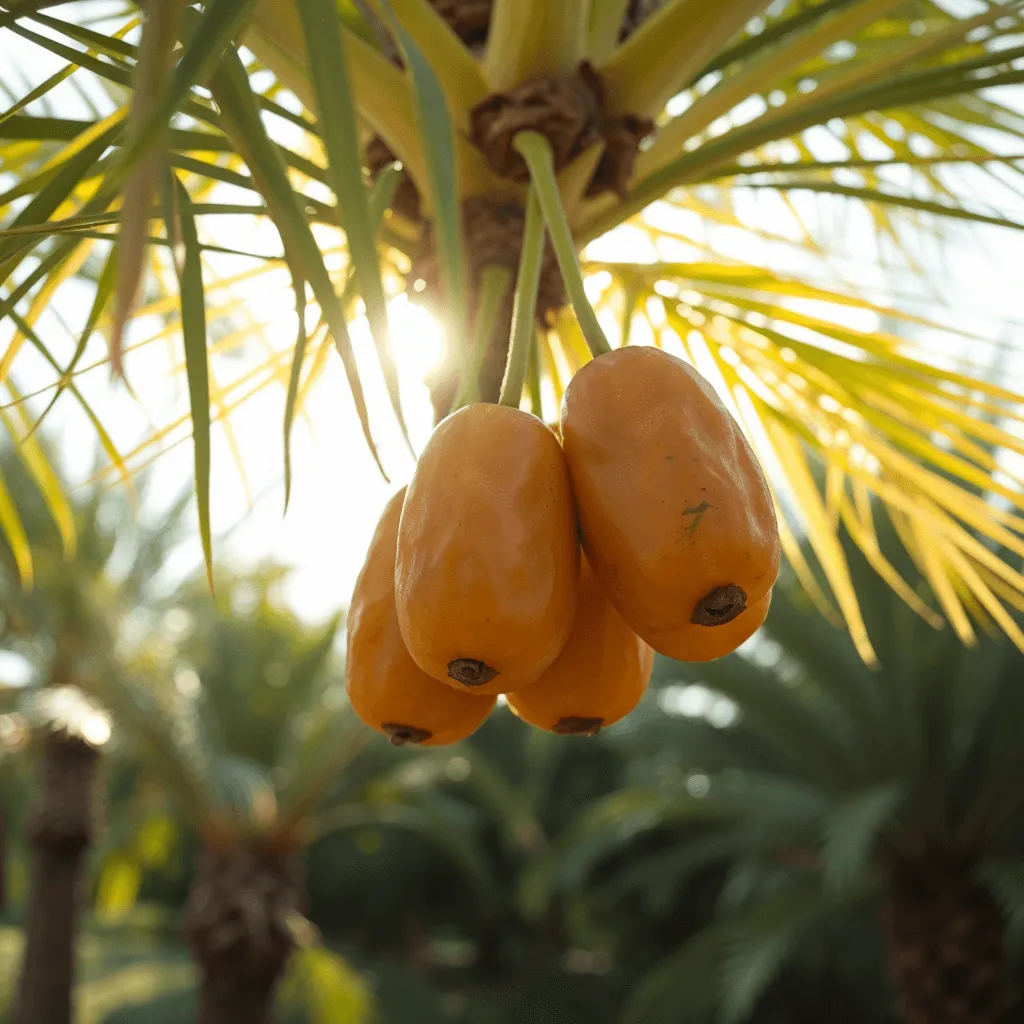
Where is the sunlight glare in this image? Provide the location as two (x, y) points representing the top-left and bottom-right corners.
(389, 295), (449, 386)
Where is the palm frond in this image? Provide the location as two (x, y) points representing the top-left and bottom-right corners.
(624, 882), (854, 1024)
(309, 795), (498, 906)
(279, 945), (377, 1024)
(518, 786), (733, 920)
(623, 921), (732, 1024)
(719, 883), (843, 1024)
(655, 650), (861, 788)
(821, 783), (905, 893)
(978, 858), (1024, 958)
(91, 671), (213, 825)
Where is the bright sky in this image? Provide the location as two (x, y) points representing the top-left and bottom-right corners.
(3, 4), (1024, 630)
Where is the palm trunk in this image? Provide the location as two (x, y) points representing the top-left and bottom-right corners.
(883, 854), (1010, 1024)
(182, 841), (304, 1024)
(195, 972), (280, 1024)
(13, 731), (103, 1024)
(0, 805), (7, 915)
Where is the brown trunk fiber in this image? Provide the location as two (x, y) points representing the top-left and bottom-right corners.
(0, 805), (7, 914)
(196, 973), (280, 1024)
(883, 855), (1010, 1024)
(13, 731), (103, 1024)
(183, 842), (304, 1024)
(414, 197), (566, 420)
(620, 0), (669, 40)
(429, 0), (492, 50)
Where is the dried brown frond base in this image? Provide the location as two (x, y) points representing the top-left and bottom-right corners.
(430, 0), (492, 50)
(365, 135), (422, 223)
(470, 64), (605, 181)
(363, 0), (496, 219)
(460, 196), (567, 320)
(883, 854), (1011, 1024)
(586, 112), (655, 198)
(367, 7), (657, 235)
(469, 62), (655, 199)
(619, 0), (669, 40)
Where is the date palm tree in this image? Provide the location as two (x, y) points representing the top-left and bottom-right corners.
(525, 551), (1024, 1024)
(2, 0), (1024, 652)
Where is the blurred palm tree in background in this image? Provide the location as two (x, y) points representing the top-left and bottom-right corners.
(0, 445), (188, 1024)
(103, 569), (384, 1022)
(1, 0), (1024, 653)
(534, 530), (1024, 1024)
(0, 512), (383, 1021)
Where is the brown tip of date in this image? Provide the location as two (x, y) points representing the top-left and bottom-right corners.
(691, 585), (747, 626)
(553, 717), (603, 737)
(447, 658), (499, 687)
(383, 723), (432, 746)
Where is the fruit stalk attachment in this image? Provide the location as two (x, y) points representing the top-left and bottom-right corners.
(499, 188), (545, 408)
(512, 130), (612, 358)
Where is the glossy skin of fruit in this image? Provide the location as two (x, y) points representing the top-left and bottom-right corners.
(507, 554), (653, 736)
(641, 590), (771, 663)
(347, 489), (495, 745)
(396, 404), (580, 695)
(560, 346), (780, 641)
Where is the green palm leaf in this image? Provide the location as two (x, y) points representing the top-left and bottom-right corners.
(164, 171), (214, 586)
(820, 783), (904, 893)
(718, 885), (855, 1024)
(623, 923), (731, 1024)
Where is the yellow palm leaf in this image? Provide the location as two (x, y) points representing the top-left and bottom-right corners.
(3, 0), (1024, 658)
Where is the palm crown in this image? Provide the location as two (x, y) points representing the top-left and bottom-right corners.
(2, 0), (1024, 654)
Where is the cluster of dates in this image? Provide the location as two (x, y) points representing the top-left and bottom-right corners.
(347, 347), (780, 746)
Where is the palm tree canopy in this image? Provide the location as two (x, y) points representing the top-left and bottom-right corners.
(1, 0), (1024, 653)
